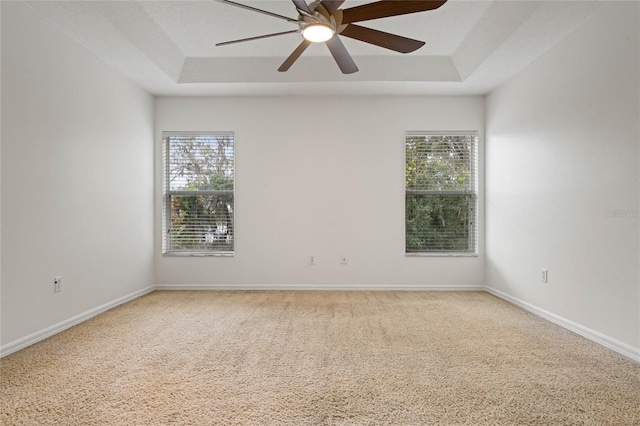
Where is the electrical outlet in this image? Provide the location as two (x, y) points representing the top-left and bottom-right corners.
(54, 276), (63, 292)
(309, 255), (315, 265)
(341, 255), (348, 265)
(541, 269), (548, 283)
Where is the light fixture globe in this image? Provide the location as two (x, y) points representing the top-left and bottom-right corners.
(302, 23), (335, 43)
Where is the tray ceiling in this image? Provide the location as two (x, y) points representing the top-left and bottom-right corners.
(25, 0), (604, 96)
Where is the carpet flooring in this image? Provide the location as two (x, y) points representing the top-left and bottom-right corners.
(1, 291), (639, 425)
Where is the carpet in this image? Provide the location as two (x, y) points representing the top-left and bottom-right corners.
(1, 291), (639, 425)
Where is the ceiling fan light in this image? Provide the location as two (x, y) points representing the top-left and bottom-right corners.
(302, 24), (334, 43)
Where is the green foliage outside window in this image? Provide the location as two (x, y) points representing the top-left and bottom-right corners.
(405, 134), (477, 253)
(165, 134), (234, 253)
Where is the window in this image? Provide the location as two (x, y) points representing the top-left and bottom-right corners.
(405, 131), (478, 255)
(163, 132), (234, 255)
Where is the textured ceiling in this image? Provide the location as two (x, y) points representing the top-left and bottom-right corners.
(26, 0), (604, 96)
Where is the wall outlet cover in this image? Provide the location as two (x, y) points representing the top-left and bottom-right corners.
(54, 276), (63, 292)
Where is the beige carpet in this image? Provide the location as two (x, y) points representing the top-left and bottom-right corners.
(1, 291), (639, 425)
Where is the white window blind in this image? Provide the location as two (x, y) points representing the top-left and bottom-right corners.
(405, 131), (478, 255)
(163, 132), (234, 255)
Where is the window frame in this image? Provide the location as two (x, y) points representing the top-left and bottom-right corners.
(162, 131), (235, 257)
(404, 130), (478, 257)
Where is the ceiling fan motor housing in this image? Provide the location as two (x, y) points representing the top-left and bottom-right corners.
(298, 1), (339, 41)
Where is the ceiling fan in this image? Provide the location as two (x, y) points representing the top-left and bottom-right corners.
(215, 0), (448, 74)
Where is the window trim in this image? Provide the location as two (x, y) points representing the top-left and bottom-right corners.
(404, 130), (478, 257)
(162, 131), (235, 257)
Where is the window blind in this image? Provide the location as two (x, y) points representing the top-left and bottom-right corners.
(405, 131), (478, 255)
(163, 132), (234, 255)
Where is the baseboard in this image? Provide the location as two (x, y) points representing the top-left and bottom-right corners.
(154, 284), (485, 291)
(8, 284), (634, 363)
(485, 286), (640, 363)
(0, 286), (155, 358)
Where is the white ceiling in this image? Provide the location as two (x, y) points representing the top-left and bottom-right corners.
(26, 0), (605, 96)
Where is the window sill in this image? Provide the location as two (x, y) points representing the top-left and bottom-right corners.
(405, 252), (478, 258)
(162, 252), (234, 257)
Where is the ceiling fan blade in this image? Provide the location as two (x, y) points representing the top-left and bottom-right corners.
(340, 24), (424, 53)
(333, 9), (344, 28)
(320, 0), (345, 15)
(342, 0), (447, 24)
(217, 0), (298, 23)
(325, 36), (358, 74)
(292, 0), (311, 14)
(314, 3), (331, 20)
(216, 30), (299, 46)
(278, 40), (312, 72)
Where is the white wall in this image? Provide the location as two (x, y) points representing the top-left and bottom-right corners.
(0, 2), (3, 340)
(486, 2), (639, 351)
(155, 96), (484, 288)
(1, 2), (155, 349)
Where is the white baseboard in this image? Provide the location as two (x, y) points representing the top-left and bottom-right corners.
(485, 286), (640, 363)
(6, 284), (636, 364)
(154, 284), (485, 291)
(0, 286), (155, 358)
